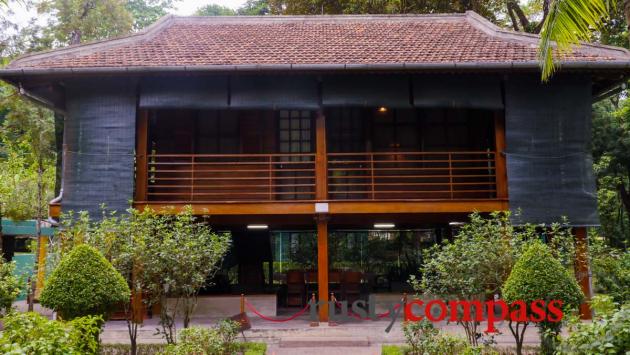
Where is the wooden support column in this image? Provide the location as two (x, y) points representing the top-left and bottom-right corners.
(315, 110), (328, 201)
(494, 112), (508, 200)
(574, 227), (592, 319)
(135, 110), (149, 202)
(316, 214), (329, 322)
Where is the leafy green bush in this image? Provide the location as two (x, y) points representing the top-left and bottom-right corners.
(402, 320), (469, 355)
(162, 320), (240, 355)
(591, 245), (630, 304)
(40, 244), (130, 319)
(0, 311), (101, 354)
(502, 241), (583, 355)
(557, 299), (630, 354)
(0, 258), (23, 315)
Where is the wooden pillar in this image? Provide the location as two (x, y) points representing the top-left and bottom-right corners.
(135, 110), (149, 202)
(316, 215), (329, 321)
(34, 236), (47, 299)
(494, 112), (508, 200)
(315, 110), (328, 201)
(574, 227), (592, 319)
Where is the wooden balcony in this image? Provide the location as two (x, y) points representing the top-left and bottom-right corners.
(328, 151), (497, 200)
(139, 151), (500, 203)
(145, 153), (316, 202)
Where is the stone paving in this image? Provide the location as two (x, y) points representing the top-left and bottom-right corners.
(14, 301), (543, 352)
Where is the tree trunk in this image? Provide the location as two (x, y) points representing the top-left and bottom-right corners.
(28, 157), (44, 312)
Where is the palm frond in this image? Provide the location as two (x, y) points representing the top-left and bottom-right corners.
(538, 0), (613, 81)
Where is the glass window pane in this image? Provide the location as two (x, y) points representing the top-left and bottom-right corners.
(280, 131), (289, 141)
(301, 130), (310, 140)
(291, 142), (300, 152)
(280, 110), (289, 118)
(279, 119), (289, 129)
(291, 131), (300, 140)
(301, 118), (310, 129)
(290, 119), (300, 129)
(301, 142), (311, 152)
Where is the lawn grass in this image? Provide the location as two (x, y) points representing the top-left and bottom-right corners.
(100, 342), (267, 354)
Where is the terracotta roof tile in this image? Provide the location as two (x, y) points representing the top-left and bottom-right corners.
(7, 12), (630, 70)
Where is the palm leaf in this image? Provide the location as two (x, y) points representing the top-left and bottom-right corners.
(538, 0), (613, 81)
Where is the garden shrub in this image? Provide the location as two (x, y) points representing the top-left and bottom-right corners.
(162, 320), (240, 355)
(557, 296), (630, 355)
(0, 311), (101, 354)
(502, 241), (583, 355)
(40, 244), (130, 319)
(591, 245), (630, 304)
(0, 258), (23, 315)
(402, 320), (470, 355)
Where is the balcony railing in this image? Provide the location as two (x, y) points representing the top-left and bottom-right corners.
(146, 153), (316, 202)
(143, 151), (498, 202)
(328, 151), (497, 200)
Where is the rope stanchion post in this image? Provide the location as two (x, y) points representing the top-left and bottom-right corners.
(328, 293), (338, 326)
(310, 293), (319, 327)
(403, 293), (408, 322)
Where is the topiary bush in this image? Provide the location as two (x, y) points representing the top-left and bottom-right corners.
(0, 311), (102, 354)
(40, 244), (130, 319)
(502, 241), (583, 355)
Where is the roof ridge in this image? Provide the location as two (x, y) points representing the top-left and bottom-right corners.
(464, 10), (630, 57)
(7, 15), (176, 68)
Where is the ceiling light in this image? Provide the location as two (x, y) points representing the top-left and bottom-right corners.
(374, 223), (395, 229)
(377, 106), (388, 113)
(449, 221), (465, 226)
(247, 224), (268, 230)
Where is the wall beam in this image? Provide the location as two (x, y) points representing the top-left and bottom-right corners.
(315, 110), (328, 201)
(135, 110), (149, 202)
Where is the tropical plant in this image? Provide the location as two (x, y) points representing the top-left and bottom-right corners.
(538, 0), (614, 80)
(0, 311), (102, 354)
(40, 244), (130, 320)
(590, 239), (630, 304)
(502, 241), (583, 355)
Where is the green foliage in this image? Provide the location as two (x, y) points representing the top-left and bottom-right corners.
(0, 83), (56, 221)
(557, 301), (630, 354)
(195, 4), (237, 16)
(161, 320), (240, 355)
(126, 0), (177, 30)
(138, 206), (231, 343)
(538, 0), (612, 80)
(37, 0), (133, 44)
(403, 320), (469, 355)
(40, 244), (130, 319)
(590, 239), (630, 304)
(502, 241), (583, 354)
(0, 258), (22, 315)
(0, 311), (101, 354)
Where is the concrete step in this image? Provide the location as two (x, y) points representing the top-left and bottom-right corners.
(279, 336), (370, 348)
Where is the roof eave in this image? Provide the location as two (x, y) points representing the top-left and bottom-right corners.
(2, 61), (630, 77)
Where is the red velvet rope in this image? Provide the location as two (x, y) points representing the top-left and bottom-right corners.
(244, 299), (310, 322)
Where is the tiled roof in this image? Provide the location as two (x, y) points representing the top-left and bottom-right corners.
(6, 11), (630, 71)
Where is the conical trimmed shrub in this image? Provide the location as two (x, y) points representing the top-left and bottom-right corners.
(40, 244), (130, 319)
